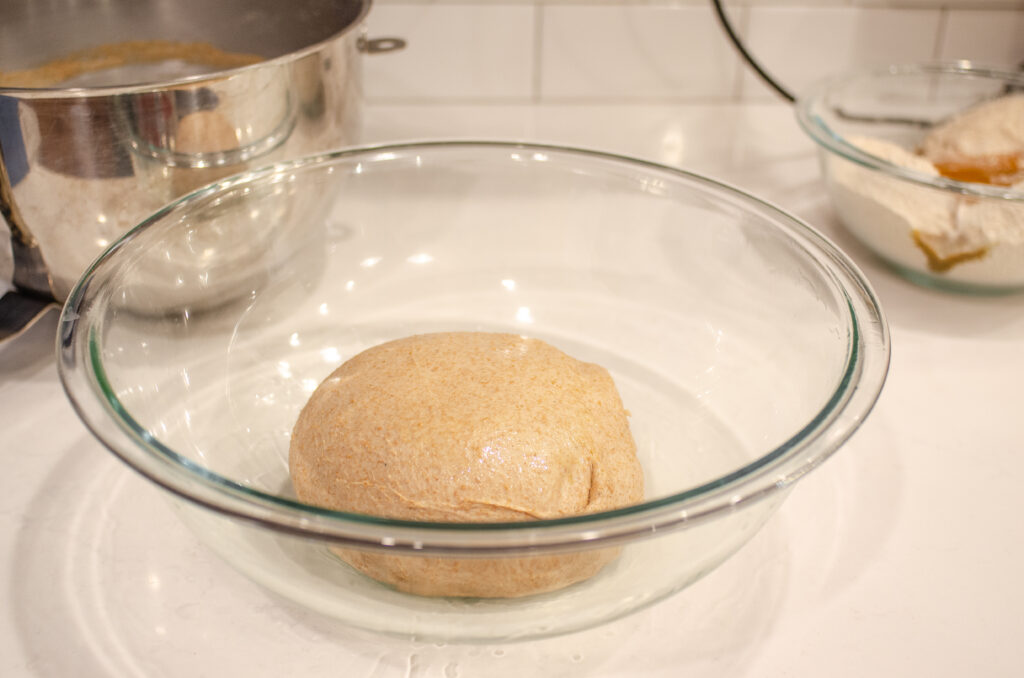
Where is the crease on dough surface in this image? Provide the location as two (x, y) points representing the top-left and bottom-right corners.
(325, 478), (567, 520)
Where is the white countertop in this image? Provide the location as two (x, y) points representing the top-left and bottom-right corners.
(4, 102), (1023, 677)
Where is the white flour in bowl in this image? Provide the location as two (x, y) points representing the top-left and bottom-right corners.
(825, 95), (1024, 289)
(921, 94), (1024, 165)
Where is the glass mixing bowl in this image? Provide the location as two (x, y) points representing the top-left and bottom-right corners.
(58, 141), (889, 641)
(796, 63), (1024, 294)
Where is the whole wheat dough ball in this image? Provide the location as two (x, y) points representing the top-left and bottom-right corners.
(289, 331), (644, 597)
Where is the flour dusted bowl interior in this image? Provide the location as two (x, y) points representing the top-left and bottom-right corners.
(58, 141), (889, 640)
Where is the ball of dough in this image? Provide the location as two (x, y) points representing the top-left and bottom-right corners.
(289, 331), (644, 597)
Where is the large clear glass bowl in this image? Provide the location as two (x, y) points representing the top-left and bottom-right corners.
(796, 63), (1024, 294)
(57, 141), (889, 641)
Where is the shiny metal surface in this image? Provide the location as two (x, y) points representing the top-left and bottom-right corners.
(0, 0), (367, 72)
(0, 0), (393, 313)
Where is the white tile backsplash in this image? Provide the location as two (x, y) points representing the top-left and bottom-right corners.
(854, 0), (1024, 7)
(740, 7), (943, 100)
(363, 2), (1024, 104)
(940, 10), (1024, 68)
(363, 4), (536, 101)
(540, 5), (741, 101)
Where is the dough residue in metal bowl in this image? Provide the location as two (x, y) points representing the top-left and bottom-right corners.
(0, 40), (264, 88)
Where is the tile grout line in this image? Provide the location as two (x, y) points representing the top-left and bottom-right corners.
(933, 6), (948, 62)
(363, 94), (751, 106)
(533, 1), (545, 104)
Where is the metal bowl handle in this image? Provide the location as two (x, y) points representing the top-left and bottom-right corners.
(358, 36), (406, 54)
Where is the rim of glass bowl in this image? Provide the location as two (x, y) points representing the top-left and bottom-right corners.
(795, 62), (1024, 203)
(57, 140), (891, 557)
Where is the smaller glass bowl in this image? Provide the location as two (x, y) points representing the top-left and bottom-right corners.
(58, 141), (889, 641)
(796, 63), (1024, 294)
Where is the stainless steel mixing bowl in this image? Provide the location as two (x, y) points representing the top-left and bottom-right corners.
(0, 0), (401, 337)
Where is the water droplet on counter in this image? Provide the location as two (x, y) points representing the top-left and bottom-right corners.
(443, 662), (460, 678)
(572, 652), (584, 663)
